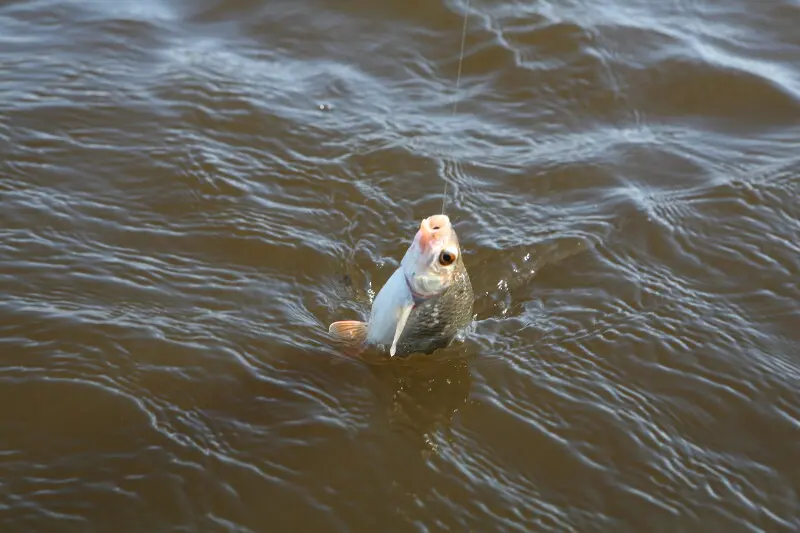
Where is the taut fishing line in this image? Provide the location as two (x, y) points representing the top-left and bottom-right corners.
(441, 0), (471, 215)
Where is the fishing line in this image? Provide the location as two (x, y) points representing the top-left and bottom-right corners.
(441, 0), (471, 215)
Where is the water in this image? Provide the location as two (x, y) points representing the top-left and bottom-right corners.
(1, 0), (799, 531)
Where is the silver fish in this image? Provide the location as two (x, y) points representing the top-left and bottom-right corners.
(328, 214), (474, 357)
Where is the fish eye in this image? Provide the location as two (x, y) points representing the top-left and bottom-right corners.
(438, 250), (456, 266)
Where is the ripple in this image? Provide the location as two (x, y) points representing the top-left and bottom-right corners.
(2, 0), (800, 530)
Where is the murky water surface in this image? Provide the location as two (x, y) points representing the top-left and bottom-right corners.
(1, 0), (799, 531)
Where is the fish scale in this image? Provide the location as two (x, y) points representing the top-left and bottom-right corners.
(393, 256), (473, 356)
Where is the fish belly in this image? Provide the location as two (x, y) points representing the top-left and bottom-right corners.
(366, 267), (411, 346)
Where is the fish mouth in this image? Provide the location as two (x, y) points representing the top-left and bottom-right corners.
(418, 214), (451, 252)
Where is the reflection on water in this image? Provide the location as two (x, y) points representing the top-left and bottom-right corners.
(369, 353), (473, 452)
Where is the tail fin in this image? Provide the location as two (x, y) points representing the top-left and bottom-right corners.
(328, 320), (368, 356)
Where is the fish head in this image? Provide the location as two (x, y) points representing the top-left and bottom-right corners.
(401, 214), (462, 298)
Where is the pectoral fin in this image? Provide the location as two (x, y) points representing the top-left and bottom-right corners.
(390, 302), (414, 357)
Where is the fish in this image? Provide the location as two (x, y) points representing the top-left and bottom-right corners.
(328, 214), (474, 357)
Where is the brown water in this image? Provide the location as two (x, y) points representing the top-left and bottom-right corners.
(1, 0), (799, 531)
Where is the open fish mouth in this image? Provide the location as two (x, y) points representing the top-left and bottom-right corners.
(418, 214), (451, 252)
